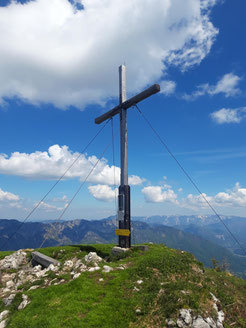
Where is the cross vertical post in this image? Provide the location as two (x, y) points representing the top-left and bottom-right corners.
(118, 65), (131, 248)
(94, 66), (160, 249)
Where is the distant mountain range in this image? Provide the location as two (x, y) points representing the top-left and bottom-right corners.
(132, 215), (246, 256)
(1, 215), (246, 278)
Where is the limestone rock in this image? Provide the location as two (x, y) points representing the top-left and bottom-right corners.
(88, 266), (100, 272)
(64, 260), (74, 268)
(192, 316), (210, 328)
(0, 311), (9, 322)
(47, 264), (59, 272)
(0, 319), (7, 328)
(180, 309), (192, 325)
(3, 294), (16, 306)
(18, 294), (30, 310)
(204, 317), (216, 328)
(84, 252), (102, 264)
(102, 265), (113, 273)
(0, 250), (27, 270)
(6, 280), (15, 289)
(73, 273), (81, 279)
(28, 285), (39, 291)
(166, 319), (176, 327)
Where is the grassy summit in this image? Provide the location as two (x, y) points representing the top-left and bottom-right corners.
(1, 244), (246, 327)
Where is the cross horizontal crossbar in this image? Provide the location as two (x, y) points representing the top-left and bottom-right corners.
(95, 84), (160, 124)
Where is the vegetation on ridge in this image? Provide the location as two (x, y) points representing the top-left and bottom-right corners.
(1, 244), (246, 327)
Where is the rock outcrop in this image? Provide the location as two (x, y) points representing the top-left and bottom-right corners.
(166, 297), (225, 328)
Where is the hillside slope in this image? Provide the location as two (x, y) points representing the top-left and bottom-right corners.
(1, 218), (246, 279)
(0, 244), (246, 328)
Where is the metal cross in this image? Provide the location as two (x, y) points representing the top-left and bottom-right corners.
(95, 65), (160, 248)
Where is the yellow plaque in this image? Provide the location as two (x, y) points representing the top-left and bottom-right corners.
(115, 229), (131, 236)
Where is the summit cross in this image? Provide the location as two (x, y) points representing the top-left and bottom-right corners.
(95, 65), (160, 248)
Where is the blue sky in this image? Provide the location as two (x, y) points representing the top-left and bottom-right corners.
(0, 0), (246, 220)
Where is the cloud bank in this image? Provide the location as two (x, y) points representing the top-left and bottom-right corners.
(140, 182), (246, 209)
(0, 0), (218, 108)
(0, 144), (144, 186)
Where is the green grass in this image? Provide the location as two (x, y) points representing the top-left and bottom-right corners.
(1, 244), (246, 327)
(0, 250), (14, 260)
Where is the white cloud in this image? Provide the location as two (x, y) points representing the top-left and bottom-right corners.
(184, 73), (241, 100)
(0, 144), (144, 185)
(210, 107), (246, 124)
(160, 80), (176, 96)
(142, 185), (178, 204)
(0, 0), (218, 109)
(88, 184), (118, 202)
(0, 188), (20, 202)
(35, 201), (64, 212)
(183, 183), (246, 209)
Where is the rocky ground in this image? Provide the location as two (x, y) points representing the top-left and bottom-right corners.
(0, 249), (126, 328)
(0, 245), (240, 328)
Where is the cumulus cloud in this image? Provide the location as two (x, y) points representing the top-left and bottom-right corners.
(183, 73), (241, 100)
(210, 107), (246, 124)
(160, 80), (176, 96)
(0, 0), (218, 108)
(0, 187), (21, 210)
(183, 183), (246, 209)
(88, 184), (118, 202)
(35, 201), (65, 212)
(0, 144), (144, 185)
(142, 185), (178, 204)
(0, 188), (20, 202)
(141, 180), (246, 211)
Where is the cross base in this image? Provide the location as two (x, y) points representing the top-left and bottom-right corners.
(118, 185), (131, 248)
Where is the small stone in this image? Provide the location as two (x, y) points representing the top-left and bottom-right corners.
(99, 278), (104, 282)
(0, 311), (9, 321)
(78, 263), (87, 272)
(133, 287), (139, 292)
(3, 294), (16, 306)
(73, 273), (81, 280)
(135, 309), (141, 315)
(74, 260), (82, 269)
(181, 290), (189, 295)
(0, 319), (7, 328)
(18, 294), (30, 310)
(166, 319), (176, 327)
(64, 260), (74, 268)
(48, 264), (59, 272)
(137, 280), (143, 285)
(28, 285), (39, 291)
(33, 265), (42, 272)
(88, 266), (100, 272)
(102, 265), (113, 273)
(6, 280), (15, 289)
